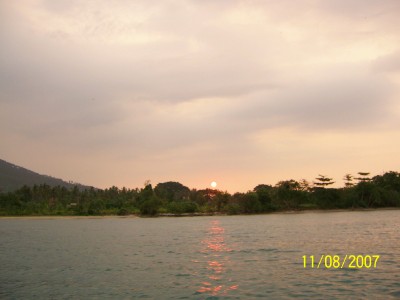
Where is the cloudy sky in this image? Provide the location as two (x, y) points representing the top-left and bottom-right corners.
(1, 0), (400, 192)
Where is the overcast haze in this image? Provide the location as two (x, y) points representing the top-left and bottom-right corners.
(1, 0), (400, 192)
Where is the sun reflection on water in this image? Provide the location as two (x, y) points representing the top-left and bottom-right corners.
(197, 220), (238, 296)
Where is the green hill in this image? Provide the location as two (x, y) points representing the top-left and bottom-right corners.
(0, 159), (92, 193)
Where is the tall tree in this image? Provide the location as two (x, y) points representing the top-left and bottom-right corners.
(343, 174), (354, 188)
(299, 179), (311, 192)
(273, 180), (305, 209)
(373, 171), (400, 192)
(354, 172), (378, 207)
(355, 172), (371, 183)
(154, 181), (190, 202)
(253, 184), (273, 210)
(313, 175), (335, 188)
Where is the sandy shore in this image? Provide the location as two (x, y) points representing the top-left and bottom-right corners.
(0, 215), (140, 220)
(280, 207), (400, 213)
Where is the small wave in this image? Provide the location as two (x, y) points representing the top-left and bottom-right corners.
(278, 249), (301, 253)
(235, 249), (254, 254)
(257, 248), (278, 252)
(390, 291), (400, 297)
(175, 273), (191, 277)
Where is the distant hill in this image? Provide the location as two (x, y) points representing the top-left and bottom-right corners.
(0, 159), (93, 193)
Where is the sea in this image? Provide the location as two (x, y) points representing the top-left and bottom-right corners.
(1, 210), (399, 299)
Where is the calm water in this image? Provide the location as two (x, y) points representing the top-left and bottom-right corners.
(1, 210), (399, 299)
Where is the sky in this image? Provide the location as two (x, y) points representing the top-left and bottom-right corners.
(1, 0), (400, 193)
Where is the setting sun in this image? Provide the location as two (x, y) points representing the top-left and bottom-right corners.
(211, 181), (217, 188)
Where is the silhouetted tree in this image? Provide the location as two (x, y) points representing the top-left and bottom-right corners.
(299, 179), (311, 192)
(355, 172), (371, 183)
(154, 181), (190, 202)
(313, 175), (335, 188)
(373, 172), (400, 190)
(343, 174), (354, 188)
(254, 184), (274, 210)
(273, 180), (306, 209)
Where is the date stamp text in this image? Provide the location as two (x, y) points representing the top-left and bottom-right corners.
(302, 255), (380, 269)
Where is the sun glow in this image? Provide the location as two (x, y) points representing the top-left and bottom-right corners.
(210, 181), (217, 188)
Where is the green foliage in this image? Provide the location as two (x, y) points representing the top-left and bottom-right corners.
(154, 182), (190, 202)
(272, 180), (307, 210)
(373, 171), (400, 192)
(232, 192), (262, 213)
(312, 188), (340, 209)
(139, 183), (154, 202)
(166, 201), (198, 214)
(1, 171), (400, 216)
(224, 203), (241, 215)
(378, 189), (400, 207)
(139, 196), (160, 216)
(0, 184), (140, 216)
(355, 182), (381, 208)
(254, 184), (274, 210)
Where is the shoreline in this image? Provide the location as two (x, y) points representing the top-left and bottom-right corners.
(0, 207), (399, 219)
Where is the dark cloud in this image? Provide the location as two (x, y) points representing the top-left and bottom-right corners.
(1, 1), (400, 191)
(273, 71), (392, 130)
(223, 66), (394, 133)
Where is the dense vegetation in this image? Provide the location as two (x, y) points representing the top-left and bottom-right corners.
(1, 171), (400, 216)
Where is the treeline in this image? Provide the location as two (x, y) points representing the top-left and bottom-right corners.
(1, 171), (400, 216)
